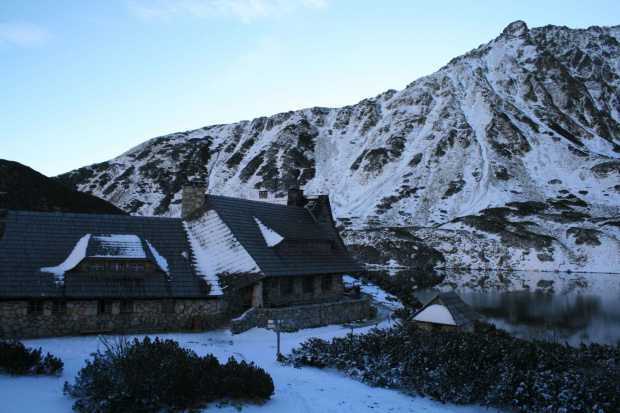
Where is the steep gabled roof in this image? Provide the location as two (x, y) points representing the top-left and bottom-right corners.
(189, 195), (364, 278)
(0, 211), (213, 298)
(412, 291), (478, 328)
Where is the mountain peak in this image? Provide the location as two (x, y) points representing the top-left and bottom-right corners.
(502, 20), (529, 38)
(58, 23), (620, 273)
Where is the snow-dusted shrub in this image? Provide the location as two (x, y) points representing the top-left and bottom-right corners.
(0, 340), (63, 376)
(282, 322), (620, 412)
(220, 356), (276, 401)
(64, 336), (274, 413)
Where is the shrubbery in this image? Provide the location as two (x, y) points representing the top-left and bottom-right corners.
(281, 322), (620, 412)
(63, 336), (274, 413)
(0, 340), (63, 376)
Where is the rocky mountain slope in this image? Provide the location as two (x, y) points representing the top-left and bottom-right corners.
(0, 159), (127, 237)
(56, 21), (620, 273)
(0, 159), (126, 216)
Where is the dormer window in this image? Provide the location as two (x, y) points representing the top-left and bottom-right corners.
(281, 240), (332, 250)
(110, 263), (124, 272)
(129, 263), (144, 272)
(89, 262), (104, 271)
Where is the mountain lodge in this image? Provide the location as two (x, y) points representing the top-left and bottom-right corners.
(0, 184), (370, 339)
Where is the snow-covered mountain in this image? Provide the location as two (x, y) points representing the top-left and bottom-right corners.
(57, 21), (620, 273)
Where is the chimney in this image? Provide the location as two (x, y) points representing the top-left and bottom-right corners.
(181, 181), (206, 219)
(287, 187), (304, 207)
(259, 190), (268, 199)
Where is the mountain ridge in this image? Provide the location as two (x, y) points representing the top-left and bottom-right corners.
(56, 21), (620, 273)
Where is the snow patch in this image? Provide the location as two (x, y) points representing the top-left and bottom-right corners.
(254, 217), (284, 247)
(145, 240), (169, 274)
(40, 234), (91, 284)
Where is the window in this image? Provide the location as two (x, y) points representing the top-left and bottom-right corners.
(52, 299), (66, 314)
(120, 299), (133, 313)
(28, 299), (43, 314)
(162, 298), (174, 313)
(89, 262), (104, 271)
(302, 276), (314, 294)
(280, 277), (294, 295)
(282, 240), (331, 250)
(98, 299), (112, 314)
(129, 263), (144, 272)
(321, 275), (332, 292)
(110, 263), (124, 272)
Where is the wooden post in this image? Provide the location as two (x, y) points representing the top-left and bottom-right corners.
(276, 319), (281, 357)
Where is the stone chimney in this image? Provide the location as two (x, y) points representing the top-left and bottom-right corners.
(181, 181), (206, 219)
(287, 187), (305, 207)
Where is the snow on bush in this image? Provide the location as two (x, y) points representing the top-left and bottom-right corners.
(0, 340), (63, 376)
(63, 336), (274, 413)
(281, 321), (620, 412)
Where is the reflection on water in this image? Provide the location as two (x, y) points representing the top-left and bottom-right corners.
(371, 269), (620, 346)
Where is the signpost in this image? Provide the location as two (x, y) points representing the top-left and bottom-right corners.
(267, 319), (283, 358)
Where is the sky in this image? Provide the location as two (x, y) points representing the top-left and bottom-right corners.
(1, 0), (618, 177)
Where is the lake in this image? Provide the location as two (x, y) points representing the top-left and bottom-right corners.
(378, 269), (620, 346)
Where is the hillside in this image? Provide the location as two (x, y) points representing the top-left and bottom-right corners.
(0, 159), (127, 217)
(56, 21), (620, 272)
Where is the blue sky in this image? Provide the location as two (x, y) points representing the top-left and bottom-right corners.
(1, 0), (618, 177)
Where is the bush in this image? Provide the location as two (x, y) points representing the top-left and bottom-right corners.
(0, 340), (63, 376)
(63, 336), (274, 413)
(281, 321), (620, 412)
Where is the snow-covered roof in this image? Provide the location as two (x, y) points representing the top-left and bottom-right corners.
(184, 210), (261, 295)
(412, 291), (478, 328)
(202, 195), (364, 277)
(413, 304), (457, 325)
(40, 233), (171, 282)
(88, 234), (147, 258)
(0, 211), (201, 299)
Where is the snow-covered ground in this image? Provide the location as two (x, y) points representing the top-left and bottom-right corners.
(0, 282), (488, 413)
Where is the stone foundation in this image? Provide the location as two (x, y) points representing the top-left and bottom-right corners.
(0, 298), (227, 339)
(231, 297), (373, 334)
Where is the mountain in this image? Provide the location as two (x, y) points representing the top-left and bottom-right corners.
(56, 21), (620, 273)
(0, 159), (127, 217)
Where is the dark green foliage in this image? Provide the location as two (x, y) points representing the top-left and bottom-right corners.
(282, 322), (619, 412)
(63, 336), (274, 413)
(591, 160), (620, 176)
(362, 148), (390, 173)
(506, 201), (549, 216)
(0, 340), (63, 376)
(457, 209), (556, 250)
(442, 179), (465, 198)
(240, 151), (265, 183)
(220, 356), (276, 400)
(407, 153), (423, 167)
(548, 121), (584, 147)
(566, 227), (602, 246)
(350, 150), (368, 171)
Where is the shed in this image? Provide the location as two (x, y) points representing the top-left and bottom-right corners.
(412, 291), (478, 331)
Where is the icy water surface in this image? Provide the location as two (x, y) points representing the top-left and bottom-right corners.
(379, 269), (620, 346)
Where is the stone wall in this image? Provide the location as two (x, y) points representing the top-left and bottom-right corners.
(230, 307), (258, 334)
(0, 298), (227, 339)
(231, 297), (373, 334)
(262, 275), (344, 308)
